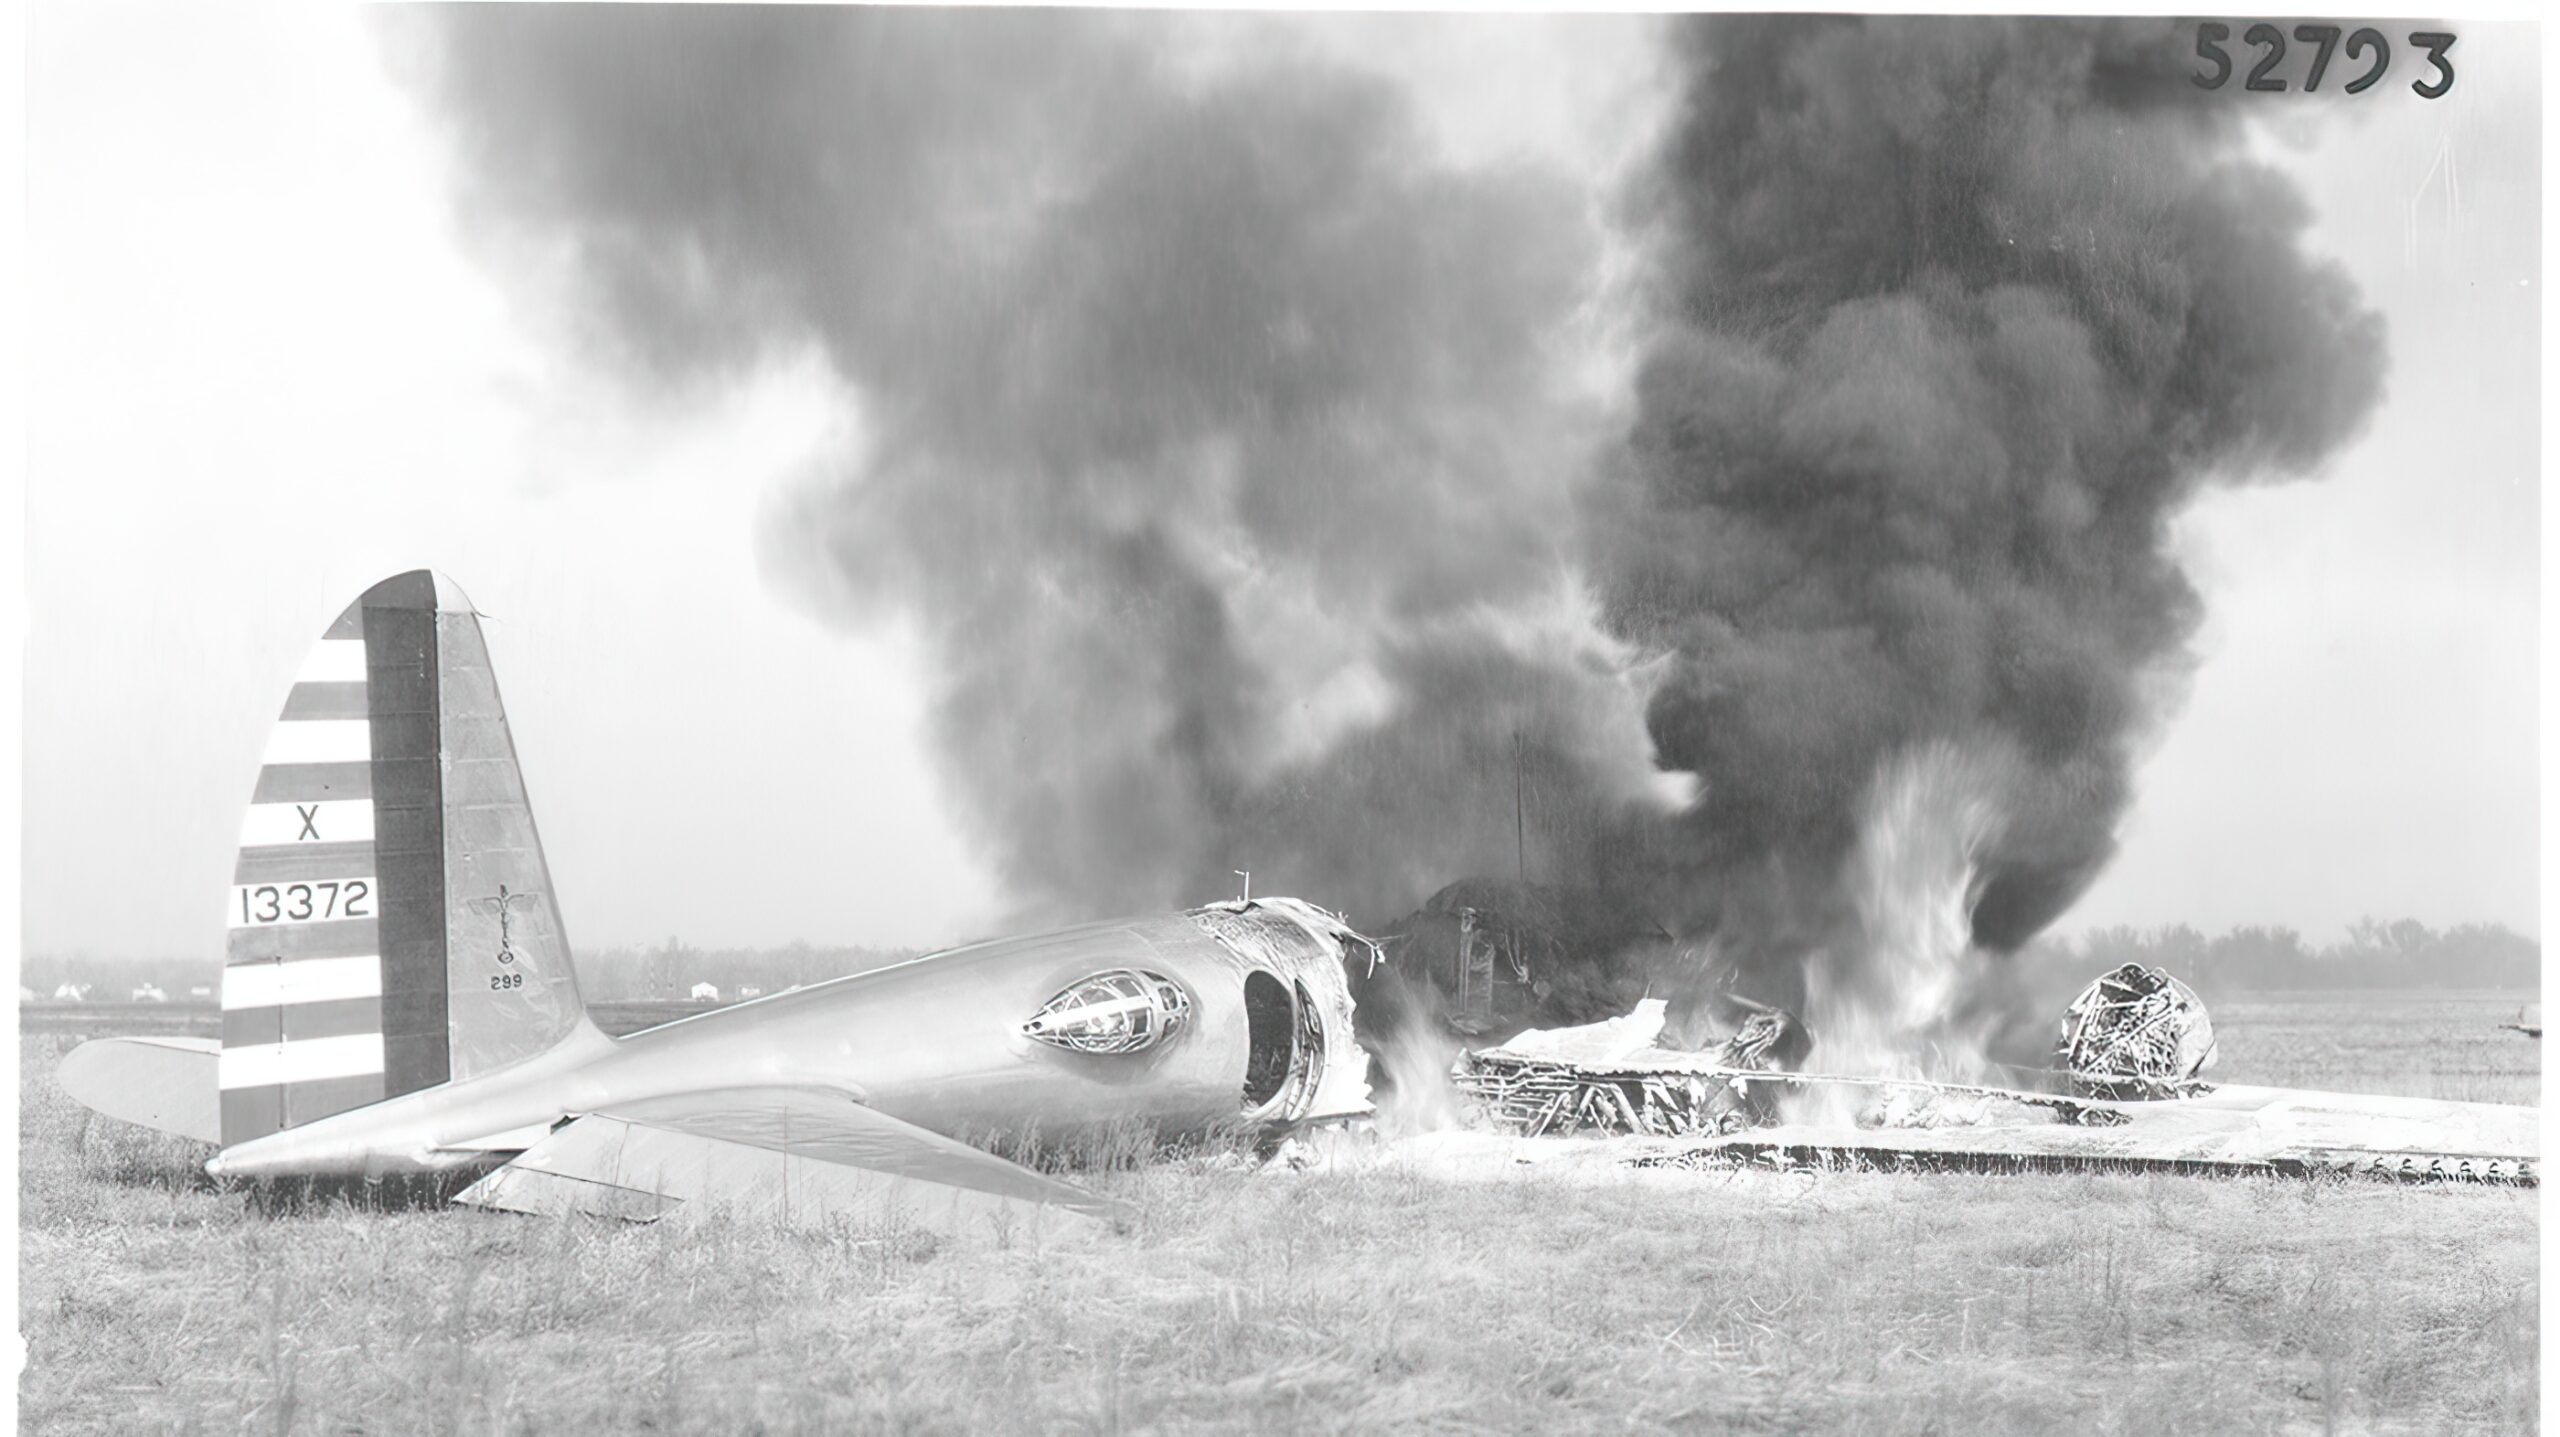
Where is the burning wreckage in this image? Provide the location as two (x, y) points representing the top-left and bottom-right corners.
(1350, 880), (2534, 1185)
(1445, 964), (2536, 1185)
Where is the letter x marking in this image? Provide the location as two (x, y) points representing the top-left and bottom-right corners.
(296, 804), (319, 841)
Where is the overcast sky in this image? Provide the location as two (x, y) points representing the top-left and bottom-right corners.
(20, 8), (2539, 961)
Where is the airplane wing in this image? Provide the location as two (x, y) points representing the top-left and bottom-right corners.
(451, 1086), (1129, 1233)
(1652, 1084), (2538, 1183)
(57, 1036), (223, 1144)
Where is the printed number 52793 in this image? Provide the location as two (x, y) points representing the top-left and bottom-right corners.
(2194, 25), (2454, 99)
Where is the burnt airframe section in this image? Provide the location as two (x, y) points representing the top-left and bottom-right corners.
(1448, 977), (2535, 1185)
(1354, 878), (1683, 1046)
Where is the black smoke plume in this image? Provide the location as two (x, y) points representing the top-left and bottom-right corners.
(403, 14), (2384, 1024)
(400, 9), (1673, 930)
(1595, 17), (2385, 1014)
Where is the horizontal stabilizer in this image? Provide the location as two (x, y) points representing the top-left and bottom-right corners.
(58, 1037), (223, 1144)
(454, 1087), (1127, 1234)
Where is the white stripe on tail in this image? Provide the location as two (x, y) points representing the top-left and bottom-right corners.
(221, 956), (383, 1010)
(219, 1034), (387, 1090)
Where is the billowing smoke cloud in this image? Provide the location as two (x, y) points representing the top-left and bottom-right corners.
(1596, 17), (2386, 1011)
(405, 13), (2384, 1019)
(402, 9), (1674, 928)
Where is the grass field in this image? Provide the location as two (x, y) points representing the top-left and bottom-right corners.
(16, 990), (2541, 1434)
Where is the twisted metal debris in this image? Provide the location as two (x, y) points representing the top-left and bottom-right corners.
(1448, 998), (2115, 1138)
(2055, 963), (2217, 1098)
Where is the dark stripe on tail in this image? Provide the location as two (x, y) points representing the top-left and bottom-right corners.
(286, 1073), (387, 1127)
(222, 1075), (396, 1142)
(279, 681), (371, 721)
(253, 763), (373, 803)
(233, 842), (377, 886)
(221, 998), (385, 1048)
(221, 1086), (282, 1146)
(227, 918), (380, 964)
(365, 593), (450, 1099)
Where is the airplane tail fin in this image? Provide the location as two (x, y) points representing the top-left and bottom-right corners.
(211, 570), (589, 1147)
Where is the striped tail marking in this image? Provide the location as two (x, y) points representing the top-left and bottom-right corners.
(221, 574), (450, 1145)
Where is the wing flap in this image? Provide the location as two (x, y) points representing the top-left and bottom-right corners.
(454, 1087), (1126, 1233)
(458, 1149), (684, 1223)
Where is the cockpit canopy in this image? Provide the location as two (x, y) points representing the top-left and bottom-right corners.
(1020, 969), (1193, 1054)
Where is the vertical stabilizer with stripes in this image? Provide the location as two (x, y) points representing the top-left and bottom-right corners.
(222, 571), (586, 1147)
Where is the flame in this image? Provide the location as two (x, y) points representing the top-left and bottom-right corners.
(1377, 1033), (1471, 1137)
(1368, 1000), (1472, 1137)
(1791, 741), (2010, 1125)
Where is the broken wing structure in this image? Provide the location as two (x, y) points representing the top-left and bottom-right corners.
(1454, 991), (2537, 1185)
(57, 571), (1382, 1236)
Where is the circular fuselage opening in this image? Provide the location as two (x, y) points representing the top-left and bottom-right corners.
(1241, 971), (1325, 1120)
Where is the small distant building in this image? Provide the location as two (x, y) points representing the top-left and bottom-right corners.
(52, 983), (89, 1002)
(737, 985), (764, 999)
(689, 981), (720, 1002)
(131, 983), (168, 1003)
(17, 985), (35, 1003)
(189, 985), (213, 1000)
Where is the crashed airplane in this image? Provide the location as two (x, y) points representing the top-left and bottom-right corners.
(58, 571), (1379, 1232)
(57, 571), (2537, 1230)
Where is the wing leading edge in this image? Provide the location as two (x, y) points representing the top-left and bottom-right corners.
(453, 1086), (1128, 1234)
(1656, 1084), (2538, 1183)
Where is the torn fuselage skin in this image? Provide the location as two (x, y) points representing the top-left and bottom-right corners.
(206, 897), (1380, 1180)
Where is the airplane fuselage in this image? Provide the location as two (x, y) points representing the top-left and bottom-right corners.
(206, 903), (1371, 1179)
(58, 571), (1374, 1218)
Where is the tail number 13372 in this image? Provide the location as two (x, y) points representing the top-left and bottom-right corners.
(236, 880), (372, 924)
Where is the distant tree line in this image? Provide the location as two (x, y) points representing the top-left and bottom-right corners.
(2019, 919), (2540, 994)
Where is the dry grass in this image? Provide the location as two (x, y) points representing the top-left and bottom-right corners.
(2205, 992), (2542, 1105)
(17, 992), (2540, 1434)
